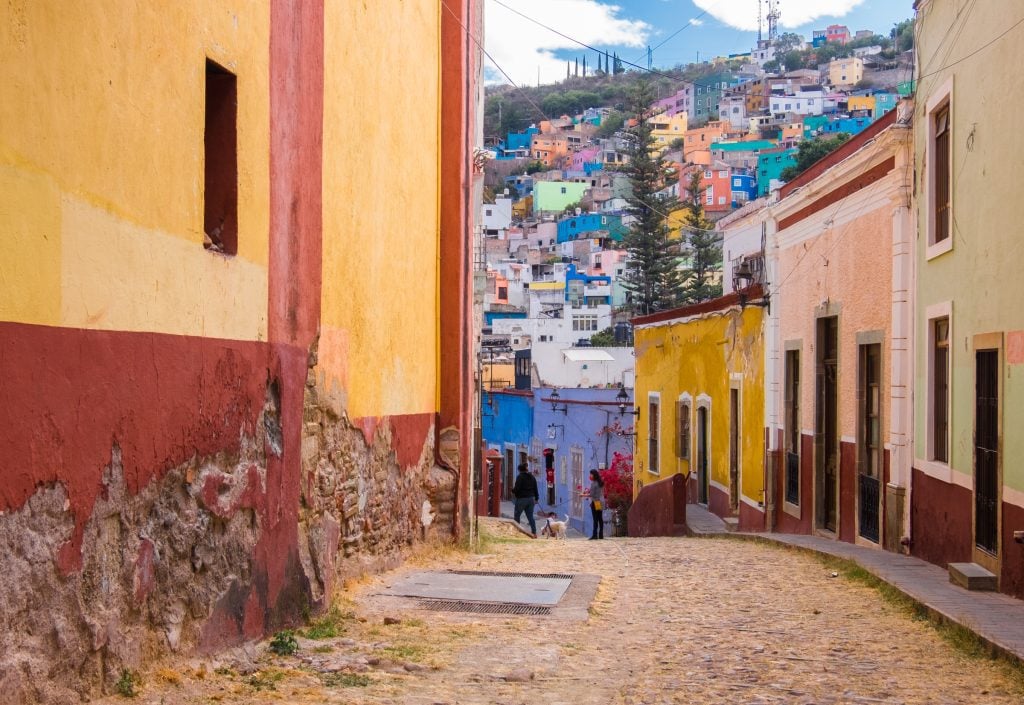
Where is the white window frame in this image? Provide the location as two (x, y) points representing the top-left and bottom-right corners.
(922, 301), (953, 478)
(925, 76), (954, 260)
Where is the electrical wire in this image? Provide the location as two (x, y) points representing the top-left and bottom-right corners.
(489, 0), (738, 92)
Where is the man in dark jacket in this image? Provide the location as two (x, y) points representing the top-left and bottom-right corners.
(512, 463), (540, 537)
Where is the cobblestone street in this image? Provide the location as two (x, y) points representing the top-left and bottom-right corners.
(102, 522), (1023, 704)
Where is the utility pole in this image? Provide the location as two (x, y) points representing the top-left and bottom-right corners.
(647, 45), (653, 71)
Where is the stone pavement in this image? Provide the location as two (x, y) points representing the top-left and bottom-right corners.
(685, 504), (1024, 667)
(96, 519), (1023, 704)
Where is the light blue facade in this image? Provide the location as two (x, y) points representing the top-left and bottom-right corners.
(873, 93), (897, 119)
(532, 388), (633, 537)
(485, 310), (527, 326)
(556, 214), (627, 243)
(564, 263), (612, 304)
(821, 115), (874, 136)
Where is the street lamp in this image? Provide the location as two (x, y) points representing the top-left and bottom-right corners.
(616, 387), (640, 419)
(549, 388), (568, 415)
(733, 259), (771, 312)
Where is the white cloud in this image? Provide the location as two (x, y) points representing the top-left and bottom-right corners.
(485, 0), (650, 86)
(691, 0), (867, 32)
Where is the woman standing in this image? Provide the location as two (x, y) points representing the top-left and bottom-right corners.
(588, 469), (605, 540)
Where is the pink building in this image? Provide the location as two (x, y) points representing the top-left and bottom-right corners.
(826, 24), (851, 44)
(571, 146), (601, 172)
(764, 107), (914, 550)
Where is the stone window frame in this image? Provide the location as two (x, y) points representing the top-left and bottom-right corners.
(647, 392), (661, 476)
(925, 76), (954, 260)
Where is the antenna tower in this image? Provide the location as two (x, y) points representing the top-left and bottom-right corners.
(757, 0), (763, 44)
(767, 0), (780, 42)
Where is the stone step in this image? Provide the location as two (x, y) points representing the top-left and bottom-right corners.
(722, 517), (740, 533)
(948, 562), (997, 591)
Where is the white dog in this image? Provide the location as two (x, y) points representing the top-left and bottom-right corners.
(540, 514), (569, 539)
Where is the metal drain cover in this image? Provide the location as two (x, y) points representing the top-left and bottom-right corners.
(383, 570), (573, 606)
(415, 599), (552, 615)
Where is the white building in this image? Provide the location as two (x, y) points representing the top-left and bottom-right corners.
(769, 87), (826, 117)
(482, 197), (513, 238)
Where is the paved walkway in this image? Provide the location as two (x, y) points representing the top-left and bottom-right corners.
(107, 521), (1024, 704)
(685, 504), (1024, 665)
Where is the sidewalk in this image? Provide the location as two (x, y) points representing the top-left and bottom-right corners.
(686, 503), (1024, 665)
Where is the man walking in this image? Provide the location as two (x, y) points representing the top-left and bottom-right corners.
(512, 463), (540, 537)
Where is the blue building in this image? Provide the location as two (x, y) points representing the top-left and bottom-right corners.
(532, 387), (633, 537)
(556, 214), (627, 243)
(821, 115), (874, 136)
(485, 310), (526, 327)
(482, 389), (535, 502)
(730, 173), (757, 206)
(873, 93), (898, 119)
(506, 127), (538, 151)
(564, 263), (612, 306)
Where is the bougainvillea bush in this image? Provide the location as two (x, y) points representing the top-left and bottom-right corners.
(600, 451), (633, 511)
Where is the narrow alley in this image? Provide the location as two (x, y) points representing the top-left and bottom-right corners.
(95, 522), (1022, 704)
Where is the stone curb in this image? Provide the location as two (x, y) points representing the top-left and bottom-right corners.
(694, 531), (1024, 671)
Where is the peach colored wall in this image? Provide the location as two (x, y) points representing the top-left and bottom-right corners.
(777, 197), (893, 437)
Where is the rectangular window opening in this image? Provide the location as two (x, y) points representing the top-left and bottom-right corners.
(933, 104), (951, 245)
(648, 398), (660, 475)
(932, 317), (950, 462)
(204, 59), (238, 255)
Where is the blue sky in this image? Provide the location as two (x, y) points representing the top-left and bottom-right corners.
(485, 0), (915, 85)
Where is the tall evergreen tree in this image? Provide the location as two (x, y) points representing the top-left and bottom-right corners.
(619, 82), (684, 316)
(678, 170), (723, 305)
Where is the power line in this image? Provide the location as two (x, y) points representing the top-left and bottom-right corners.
(489, 0), (735, 92)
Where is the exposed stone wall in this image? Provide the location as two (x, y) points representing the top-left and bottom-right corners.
(0, 353), (457, 703)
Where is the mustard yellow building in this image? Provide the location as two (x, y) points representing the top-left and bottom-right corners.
(0, 1), (482, 700)
(829, 56), (864, 88)
(632, 291), (767, 529)
(651, 112), (689, 152)
(847, 95), (876, 113)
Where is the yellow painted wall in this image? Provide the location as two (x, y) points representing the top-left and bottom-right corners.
(847, 96), (875, 113)
(318, 1), (441, 419)
(634, 307), (765, 507)
(0, 1), (270, 340)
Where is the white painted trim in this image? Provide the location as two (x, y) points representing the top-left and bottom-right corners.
(924, 76), (953, 253)
(647, 392), (662, 476)
(740, 494), (763, 511)
(914, 457), (971, 490)
(1003, 484), (1024, 510)
(696, 393), (712, 407)
(710, 479), (729, 494)
(923, 302), (952, 465)
(841, 435), (856, 444)
(677, 392), (693, 463)
(783, 500), (801, 519)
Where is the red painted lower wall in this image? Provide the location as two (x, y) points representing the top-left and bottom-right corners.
(708, 482), (731, 520)
(738, 501), (765, 531)
(910, 467), (973, 567)
(628, 473), (687, 537)
(0, 321), (271, 573)
(839, 440), (857, 543)
(1001, 501), (1024, 599)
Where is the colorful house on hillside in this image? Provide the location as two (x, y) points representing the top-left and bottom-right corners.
(757, 147), (797, 196)
(711, 139), (779, 171)
(531, 133), (571, 169)
(556, 213), (627, 243)
(632, 294), (767, 530)
(873, 93), (898, 119)
(0, 0), (481, 699)
(911, 0), (1024, 598)
(829, 56), (864, 88)
(650, 112), (689, 151)
(847, 95), (876, 114)
(533, 182), (588, 215)
(765, 107), (912, 548)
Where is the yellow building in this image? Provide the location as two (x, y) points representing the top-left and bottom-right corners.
(650, 112), (689, 152)
(829, 56), (864, 88)
(0, 0), (481, 699)
(632, 292), (767, 529)
(847, 95), (876, 113)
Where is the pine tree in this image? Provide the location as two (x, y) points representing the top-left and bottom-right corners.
(678, 170), (723, 305)
(613, 52), (624, 74)
(619, 82), (684, 316)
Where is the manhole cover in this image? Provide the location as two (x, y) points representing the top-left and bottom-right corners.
(383, 570), (573, 606)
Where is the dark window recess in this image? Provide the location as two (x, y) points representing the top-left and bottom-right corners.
(933, 104), (951, 245)
(204, 59), (238, 255)
(933, 318), (949, 462)
(784, 350), (800, 506)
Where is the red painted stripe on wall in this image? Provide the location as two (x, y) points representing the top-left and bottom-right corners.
(0, 321), (271, 573)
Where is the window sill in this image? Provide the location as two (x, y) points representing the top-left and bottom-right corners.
(926, 236), (953, 261)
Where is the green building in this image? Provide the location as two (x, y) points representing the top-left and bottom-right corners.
(533, 181), (588, 215)
(756, 147), (796, 196)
